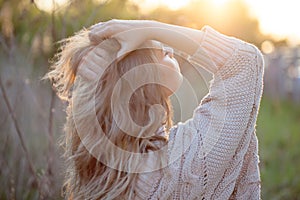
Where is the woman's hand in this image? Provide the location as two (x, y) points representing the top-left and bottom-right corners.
(90, 19), (153, 58)
(76, 20), (154, 81)
(90, 19), (201, 56)
(89, 19), (149, 41)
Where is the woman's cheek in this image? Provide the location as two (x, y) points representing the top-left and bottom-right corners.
(161, 66), (182, 96)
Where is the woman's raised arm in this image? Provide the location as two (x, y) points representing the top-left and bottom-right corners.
(89, 19), (204, 56)
(89, 20), (264, 198)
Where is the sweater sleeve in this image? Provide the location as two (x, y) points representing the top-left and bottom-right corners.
(156, 26), (264, 199)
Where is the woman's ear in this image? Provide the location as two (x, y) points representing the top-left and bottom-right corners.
(158, 64), (183, 96)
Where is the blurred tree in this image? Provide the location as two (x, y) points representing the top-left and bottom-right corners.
(0, 0), (277, 60)
(0, 0), (142, 64)
(147, 0), (265, 47)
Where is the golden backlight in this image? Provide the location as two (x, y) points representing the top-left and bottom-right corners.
(211, 0), (230, 6)
(35, 0), (68, 12)
(131, 0), (191, 11)
(244, 0), (300, 44)
(35, 0), (300, 44)
(158, 0), (191, 10)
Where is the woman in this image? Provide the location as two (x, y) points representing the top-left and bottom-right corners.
(46, 20), (264, 199)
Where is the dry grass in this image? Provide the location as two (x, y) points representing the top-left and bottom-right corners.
(0, 46), (65, 199)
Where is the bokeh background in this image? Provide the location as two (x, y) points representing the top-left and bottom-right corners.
(0, 0), (299, 199)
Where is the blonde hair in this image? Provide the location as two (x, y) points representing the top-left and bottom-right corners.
(45, 28), (173, 199)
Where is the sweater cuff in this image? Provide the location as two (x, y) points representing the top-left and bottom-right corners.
(188, 25), (238, 73)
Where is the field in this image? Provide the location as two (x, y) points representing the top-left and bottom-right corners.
(257, 98), (300, 199)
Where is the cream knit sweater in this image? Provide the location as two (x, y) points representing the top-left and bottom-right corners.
(135, 26), (264, 199)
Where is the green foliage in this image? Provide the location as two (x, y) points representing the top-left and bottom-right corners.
(257, 98), (300, 199)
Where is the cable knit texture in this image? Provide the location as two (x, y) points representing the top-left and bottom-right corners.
(134, 26), (264, 200)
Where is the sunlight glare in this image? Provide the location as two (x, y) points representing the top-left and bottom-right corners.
(261, 40), (275, 54)
(211, 0), (229, 6)
(132, 0), (191, 11)
(244, 0), (300, 44)
(35, 0), (68, 12)
(160, 0), (191, 10)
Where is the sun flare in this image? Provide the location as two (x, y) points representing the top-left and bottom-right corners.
(35, 0), (68, 12)
(244, 0), (300, 44)
(34, 0), (300, 44)
(159, 0), (191, 10)
(211, 0), (230, 6)
(131, 0), (191, 11)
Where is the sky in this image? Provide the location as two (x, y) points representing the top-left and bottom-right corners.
(133, 0), (300, 45)
(35, 0), (300, 45)
(243, 0), (300, 45)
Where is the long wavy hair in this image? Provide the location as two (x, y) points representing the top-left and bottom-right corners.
(45, 28), (173, 199)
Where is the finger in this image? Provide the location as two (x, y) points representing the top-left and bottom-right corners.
(116, 43), (134, 60)
(90, 19), (117, 35)
(87, 57), (107, 75)
(117, 47), (129, 60)
(77, 66), (97, 81)
(89, 23), (126, 43)
(92, 46), (111, 60)
(78, 47), (111, 80)
(79, 56), (105, 77)
(90, 22), (104, 30)
(89, 28), (115, 44)
(89, 30), (107, 44)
